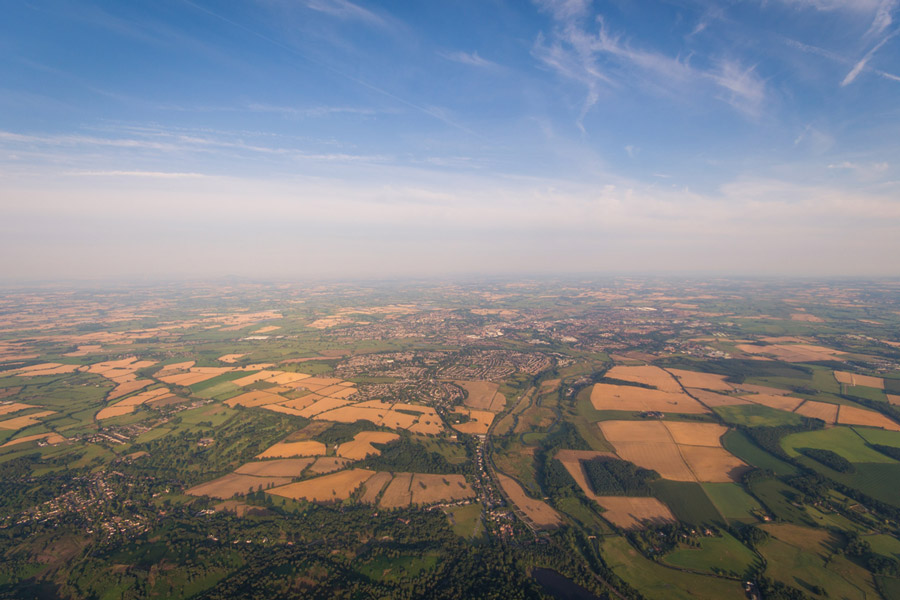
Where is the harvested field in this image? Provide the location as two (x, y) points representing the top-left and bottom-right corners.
(838, 406), (900, 431)
(225, 390), (284, 408)
(667, 369), (733, 391)
(662, 422), (728, 447)
(156, 361), (194, 374)
(791, 313), (824, 322)
(606, 366), (682, 393)
(590, 384), (708, 414)
(410, 474), (474, 505)
(451, 408), (494, 435)
(614, 442), (696, 481)
(679, 446), (747, 482)
(117, 387), (172, 407)
(379, 472), (414, 508)
(834, 371), (884, 389)
(688, 389), (749, 407)
(308, 457), (350, 474)
(378, 411), (418, 430)
(315, 384), (350, 397)
(261, 404), (306, 416)
(740, 394), (804, 412)
(599, 421), (747, 483)
(496, 473), (562, 528)
(359, 471), (393, 504)
(0, 410), (56, 430)
(218, 354), (246, 363)
(794, 401), (839, 424)
(297, 397), (353, 417)
(594, 497), (675, 529)
(267, 469), (375, 503)
(15, 363), (80, 376)
(458, 381), (504, 411)
(230, 371), (278, 387)
(257, 440), (325, 458)
(235, 458), (315, 477)
(108, 380), (152, 400)
(598, 420), (669, 442)
(298, 377), (345, 389)
(265, 372), (311, 385)
(1, 432), (66, 447)
(737, 343), (845, 363)
(0, 403), (37, 416)
(325, 386), (357, 400)
(279, 395), (323, 411)
(254, 326), (281, 334)
(555, 449), (617, 499)
(96, 405), (138, 420)
(186, 473), (292, 499)
(336, 431), (400, 460)
(889, 395), (900, 406)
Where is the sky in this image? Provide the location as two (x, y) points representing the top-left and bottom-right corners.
(1, 0), (899, 281)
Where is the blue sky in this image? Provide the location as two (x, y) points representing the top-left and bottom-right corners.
(1, 0), (898, 280)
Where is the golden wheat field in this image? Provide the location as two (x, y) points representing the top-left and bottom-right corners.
(336, 431), (400, 460)
(256, 440), (326, 458)
(593, 496), (675, 529)
(834, 371), (884, 389)
(794, 401), (839, 423)
(837, 406), (900, 431)
(186, 473), (292, 499)
(667, 369), (733, 391)
(266, 469), (376, 502)
(590, 383), (708, 414)
(234, 458), (316, 477)
(496, 473), (562, 528)
(606, 365), (683, 392)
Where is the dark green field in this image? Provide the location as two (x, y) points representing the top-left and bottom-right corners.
(650, 480), (724, 526)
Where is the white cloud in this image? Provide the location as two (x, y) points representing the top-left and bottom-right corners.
(439, 51), (497, 69)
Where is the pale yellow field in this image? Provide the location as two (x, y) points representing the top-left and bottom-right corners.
(254, 326), (281, 334)
(226, 390), (284, 408)
(458, 381), (502, 411)
(117, 387), (172, 407)
(409, 474), (474, 505)
(837, 406), (900, 431)
(108, 380), (152, 400)
(613, 441), (696, 481)
(451, 408), (495, 435)
(96, 405), (138, 420)
(267, 469), (375, 502)
(156, 361), (195, 374)
(325, 386), (358, 400)
(15, 363), (80, 376)
(889, 395), (900, 406)
(590, 384), (708, 414)
(740, 394), (804, 412)
(256, 440), (325, 458)
(593, 496), (675, 529)
(737, 343), (845, 363)
(358, 471), (393, 504)
(408, 418), (444, 435)
(316, 384), (350, 397)
(598, 419), (668, 442)
(230, 370), (280, 387)
(279, 394), (323, 411)
(218, 353), (246, 363)
(688, 389), (749, 407)
(791, 313), (824, 322)
(336, 431), (400, 460)
(667, 369), (733, 391)
(662, 422), (728, 447)
(311, 405), (385, 425)
(679, 446), (747, 482)
(379, 472), (414, 508)
(496, 473), (562, 528)
(307, 456), (350, 474)
(186, 473), (292, 499)
(377, 411), (418, 430)
(297, 397), (353, 417)
(606, 365), (682, 392)
(266, 372), (311, 385)
(260, 404), (306, 417)
(0, 410), (56, 430)
(794, 401), (839, 423)
(834, 371), (884, 389)
(1, 432), (66, 447)
(235, 458), (315, 477)
(555, 450), (618, 501)
(0, 403), (37, 415)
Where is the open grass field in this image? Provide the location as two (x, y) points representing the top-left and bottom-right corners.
(722, 430), (797, 476)
(663, 531), (759, 578)
(0, 403), (37, 416)
(759, 524), (880, 600)
(594, 496), (675, 529)
(590, 383), (708, 414)
(781, 426), (896, 463)
(600, 536), (746, 600)
(234, 458), (316, 477)
(186, 473), (292, 499)
(444, 502), (484, 538)
(714, 404), (803, 428)
(267, 468), (375, 502)
(701, 483), (764, 523)
(747, 478), (815, 526)
(667, 369), (734, 391)
(852, 426), (900, 447)
(650, 480), (724, 525)
(496, 472), (562, 528)
(256, 440), (325, 458)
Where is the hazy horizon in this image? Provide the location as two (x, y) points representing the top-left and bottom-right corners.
(2, 0), (899, 280)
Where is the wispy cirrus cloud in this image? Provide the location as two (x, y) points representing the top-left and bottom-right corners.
(302, 0), (386, 27)
(439, 50), (498, 69)
(531, 0), (766, 128)
(841, 30), (899, 86)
